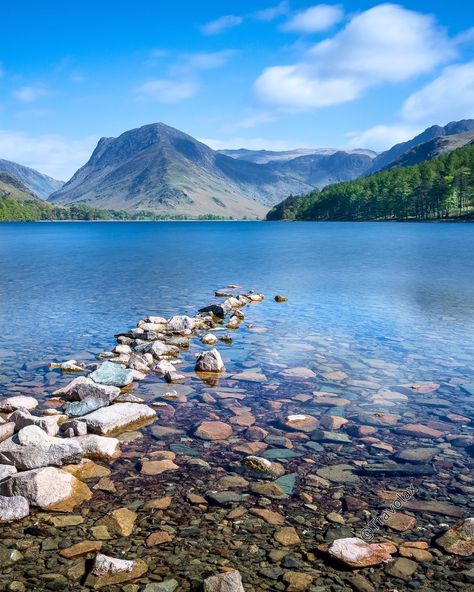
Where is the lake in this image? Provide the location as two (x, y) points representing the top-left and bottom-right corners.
(0, 221), (473, 590)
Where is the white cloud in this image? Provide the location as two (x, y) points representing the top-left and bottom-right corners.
(255, 4), (456, 110)
(201, 15), (243, 36)
(186, 50), (237, 70)
(0, 130), (97, 180)
(345, 124), (422, 151)
(200, 136), (302, 151)
(281, 4), (344, 33)
(135, 79), (198, 103)
(254, 1), (289, 21)
(401, 61), (474, 124)
(349, 59), (474, 151)
(13, 85), (49, 103)
(224, 111), (277, 132)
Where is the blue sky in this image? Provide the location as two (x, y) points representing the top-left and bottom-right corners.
(1, 1), (473, 180)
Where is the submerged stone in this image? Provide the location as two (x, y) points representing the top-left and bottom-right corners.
(85, 553), (148, 589)
(89, 361), (133, 387)
(78, 403), (156, 435)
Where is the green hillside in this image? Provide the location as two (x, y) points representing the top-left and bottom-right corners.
(266, 143), (474, 221)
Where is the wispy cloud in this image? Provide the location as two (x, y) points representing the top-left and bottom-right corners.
(200, 136), (302, 151)
(0, 129), (97, 180)
(135, 79), (198, 103)
(254, 1), (289, 21)
(281, 4), (344, 33)
(13, 85), (49, 103)
(255, 4), (456, 111)
(223, 111), (277, 132)
(201, 15), (243, 36)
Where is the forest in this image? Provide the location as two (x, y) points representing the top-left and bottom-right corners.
(266, 143), (474, 221)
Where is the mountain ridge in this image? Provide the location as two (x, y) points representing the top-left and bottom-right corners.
(0, 159), (63, 199)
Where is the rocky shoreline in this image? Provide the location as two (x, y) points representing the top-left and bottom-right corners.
(0, 287), (473, 591)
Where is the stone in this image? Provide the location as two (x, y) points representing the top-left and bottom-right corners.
(154, 360), (177, 375)
(0, 464), (17, 480)
(275, 527), (301, 546)
(199, 304), (227, 318)
(251, 481), (286, 498)
(385, 557), (418, 580)
(394, 447), (439, 463)
(60, 540), (102, 558)
(384, 512), (416, 532)
(147, 341), (179, 359)
(141, 459), (179, 475)
(195, 349), (225, 373)
(9, 409), (60, 436)
(78, 403), (156, 435)
(52, 375), (88, 397)
(0, 425), (83, 470)
(0, 395), (38, 412)
(143, 580), (179, 592)
(281, 367), (316, 379)
(282, 572), (312, 591)
(250, 508), (285, 525)
(396, 423), (443, 439)
(146, 531), (173, 547)
(195, 420), (233, 440)
(320, 415), (348, 430)
(206, 491), (246, 506)
(328, 537), (394, 568)
(65, 377), (120, 403)
(313, 430), (351, 444)
(97, 507), (137, 537)
(143, 496), (172, 511)
(358, 463), (435, 477)
(85, 553), (147, 589)
(204, 570), (244, 592)
(0, 423), (15, 443)
(232, 371), (267, 382)
(202, 333), (218, 345)
(89, 361), (133, 387)
(436, 518), (474, 556)
(50, 359), (85, 372)
(274, 295), (288, 302)
(73, 434), (121, 460)
(241, 455), (285, 479)
(316, 464), (360, 484)
(167, 315), (195, 333)
(281, 414), (319, 433)
(61, 419), (88, 436)
(0, 495), (29, 523)
(0, 466), (92, 511)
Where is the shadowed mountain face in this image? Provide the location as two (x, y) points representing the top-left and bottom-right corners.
(49, 123), (375, 218)
(0, 172), (45, 202)
(0, 159), (63, 199)
(369, 119), (474, 173)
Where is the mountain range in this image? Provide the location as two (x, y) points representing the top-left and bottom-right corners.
(1, 119), (474, 219)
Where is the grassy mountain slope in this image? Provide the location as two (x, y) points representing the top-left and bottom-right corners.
(0, 159), (63, 198)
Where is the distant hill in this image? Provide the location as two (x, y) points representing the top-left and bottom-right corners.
(266, 142), (474, 221)
(369, 119), (474, 173)
(48, 123), (375, 218)
(218, 147), (377, 164)
(0, 159), (63, 199)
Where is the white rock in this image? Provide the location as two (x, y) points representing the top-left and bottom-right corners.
(49, 359), (85, 372)
(154, 360), (177, 376)
(114, 344), (131, 355)
(9, 409), (60, 436)
(127, 353), (151, 373)
(201, 334), (218, 346)
(0, 422), (15, 444)
(195, 349), (225, 373)
(0, 396), (38, 413)
(73, 434), (121, 460)
(52, 376), (88, 397)
(204, 570), (245, 592)
(89, 361), (134, 387)
(145, 316), (168, 324)
(0, 466), (92, 510)
(167, 315), (196, 333)
(0, 464), (17, 481)
(78, 403), (156, 435)
(0, 425), (83, 470)
(147, 341), (179, 359)
(0, 495), (29, 523)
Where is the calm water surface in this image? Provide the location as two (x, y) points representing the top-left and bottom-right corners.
(0, 221), (473, 590)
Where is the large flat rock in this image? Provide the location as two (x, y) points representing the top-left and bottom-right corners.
(79, 403), (156, 435)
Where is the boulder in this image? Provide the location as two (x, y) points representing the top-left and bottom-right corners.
(201, 333), (218, 346)
(89, 361), (133, 387)
(274, 295), (288, 302)
(195, 421), (233, 441)
(204, 570), (244, 592)
(96, 507), (137, 536)
(62, 377), (120, 403)
(0, 464), (17, 481)
(0, 425), (83, 470)
(85, 553), (148, 589)
(61, 419), (88, 437)
(0, 396), (38, 413)
(195, 349), (225, 373)
(52, 375), (88, 397)
(436, 518), (474, 556)
(0, 422), (15, 444)
(167, 315), (195, 333)
(147, 341), (179, 359)
(0, 466), (92, 511)
(328, 537), (394, 568)
(78, 403), (156, 435)
(198, 304), (227, 318)
(280, 414), (319, 433)
(154, 360), (177, 376)
(73, 434), (121, 460)
(9, 409), (60, 436)
(0, 495), (29, 523)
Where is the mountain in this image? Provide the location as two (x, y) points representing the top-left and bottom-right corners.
(0, 159), (63, 199)
(218, 147), (377, 164)
(49, 123), (375, 218)
(384, 130), (474, 170)
(0, 172), (44, 202)
(369, 119), (474, 173)
(266, 142), (474, 221)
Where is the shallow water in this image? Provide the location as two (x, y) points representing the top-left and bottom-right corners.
(0, 221), (473, 590)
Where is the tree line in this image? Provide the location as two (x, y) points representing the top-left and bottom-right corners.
(266, 143), (474, 221)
